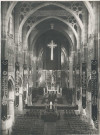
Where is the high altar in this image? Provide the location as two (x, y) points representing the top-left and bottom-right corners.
(43, 70), (62, 96)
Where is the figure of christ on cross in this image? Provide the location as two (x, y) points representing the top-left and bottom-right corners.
(47, 40), (57, 60)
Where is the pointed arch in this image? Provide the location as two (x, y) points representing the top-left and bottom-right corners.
(24, 16), (78, 50)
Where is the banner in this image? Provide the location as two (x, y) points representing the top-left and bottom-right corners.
(76, 64), (80, 88)
(1, 104), (7, 120)
(1, 60), (8, 98)
(15, 95), (19, 107)
(43, 36), (61, 70)
(1, 60), (8, 120)
(77, 91), (80, 101)
(29, 65), (32, 87)
(23, 91), (27, 100)
(23, 64), (28, 87)
(15, 62), (20, 107)
(82, 63), (87, 109)
(15, 62), (20, 93)
(45, 42), (61, 70)
(91, 60), (98, 121)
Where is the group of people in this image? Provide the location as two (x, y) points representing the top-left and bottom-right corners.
(41, 110), (61, 122)
(25, 109), (40, 118)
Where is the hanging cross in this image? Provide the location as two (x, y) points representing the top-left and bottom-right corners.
(47, 40), (57, 60)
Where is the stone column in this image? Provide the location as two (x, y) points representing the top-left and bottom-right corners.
(86, 91), (94, 125)
(8, 90), (15, 123)
(18, 86), (23, 112)
(27, 93), (32, 106)
(69, 61), (73, 89)
(9, 100), (14, 123)
(1, 3), (8, 60)
(19, 94), (23, 112)
(60, 88), (62, 96)
(81, 9), (88, 115)
(69, 51), (75, 105)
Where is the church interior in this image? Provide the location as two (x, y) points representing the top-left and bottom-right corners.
(1, 1), (100, 135)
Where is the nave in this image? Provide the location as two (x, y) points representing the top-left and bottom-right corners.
(1, 1), (100, 135)
(8, 109), (98, 135)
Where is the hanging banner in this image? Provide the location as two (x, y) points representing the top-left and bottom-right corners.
(23, 64), (28, 74)
(15, 95), (19, 107)
(43, 38), (61, 70)
(1, 60), (8, 98)
(82, 63), (87, 109)
(23, 91), (27, 100)
(1, 60), (8, 120)
(15, 62), (20, 93)
(15, 62), (20, 107)
(29, 65), (33, 87)
(76, 64), (80, 88)
(91, 60), (98, 121)
(1, 104), (7, 120)
(23, 64), (28, 88)
(77, 91), (80, 101)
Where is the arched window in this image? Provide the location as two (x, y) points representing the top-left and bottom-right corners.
(8, 14), (13, 37)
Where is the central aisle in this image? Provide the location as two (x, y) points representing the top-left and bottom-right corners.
(43, 122), (56, 135)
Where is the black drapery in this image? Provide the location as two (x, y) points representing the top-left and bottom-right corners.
(77, 91), (80, 100)
(91, 60), (98, 121)
(42, 30), (61, 70)
(1, 60), (8, 98)
(43, 40), (61, 70)
(1, 104), (7, 120)
(15, 95), (19, 107)
(23, 91), (27, 100)
(82, 63), (87, 109)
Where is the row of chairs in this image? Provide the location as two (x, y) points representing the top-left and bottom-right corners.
(12, 111), (44, 135)
(63, 109), (76, 116)
(56, 113), (98, 135)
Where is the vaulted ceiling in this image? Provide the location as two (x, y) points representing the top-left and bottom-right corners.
(5, 1), (94, 57)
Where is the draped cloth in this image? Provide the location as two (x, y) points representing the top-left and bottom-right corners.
(43, 41), (61, 70)
(1, 104), (7, 120)
(82, 63), (87, 109)
(43, 30), (61, 70)
(1, 60), (8, 120)
(91, 60), (98, 121)
(15, 95), (19, 107)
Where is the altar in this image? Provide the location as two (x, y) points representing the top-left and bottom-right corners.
(43, 86), (62, 96)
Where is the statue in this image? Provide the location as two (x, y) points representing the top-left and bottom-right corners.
(50, 101), (53, 110)
(51, 75), (54, 84)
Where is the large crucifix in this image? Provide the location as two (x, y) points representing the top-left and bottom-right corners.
(47, 40), (57, 60)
